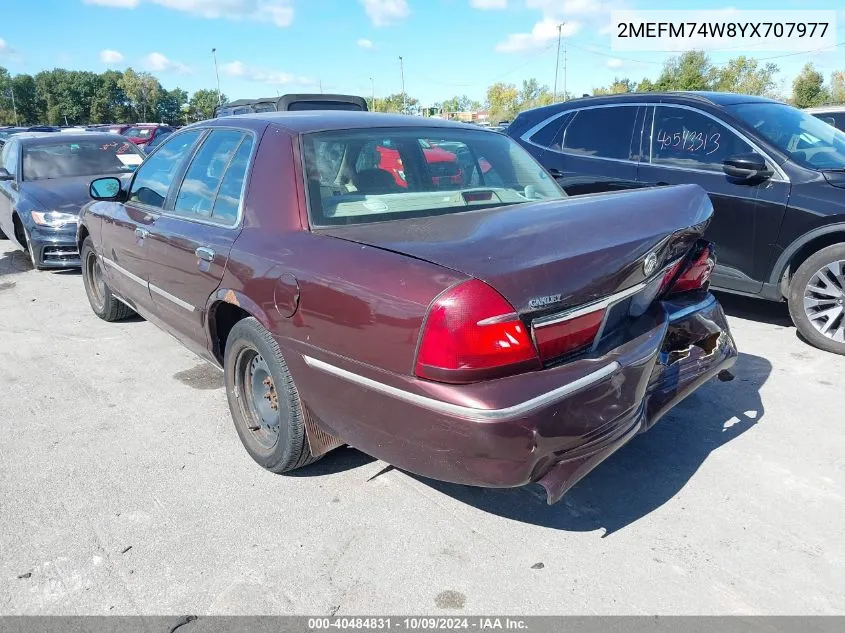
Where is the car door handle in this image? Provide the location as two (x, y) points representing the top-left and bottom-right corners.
(547, 168), (563, 178)
(195, 247), (215, 262)
(135, 227), (149, 239)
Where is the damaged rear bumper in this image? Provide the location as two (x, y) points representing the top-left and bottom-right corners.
(293, 291), (737, 504)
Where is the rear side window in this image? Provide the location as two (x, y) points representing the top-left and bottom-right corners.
(128, 130), (202, 208)
(562, 107), (638, 160)
(649, 106), (754, 172)
(529, 113), (572, 150)
(173, 129), (247, 221)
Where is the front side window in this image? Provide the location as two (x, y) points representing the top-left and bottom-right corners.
(21, 139), (144, 181)
(128, 130), (202, 208)
(302, 127), (565, 226)
(650, 106), (754, 172)
(727, 102), (845, 171)
(562, 107), (638, 160)
(173, 130), (246, 219)
(211, 135), (253, 225)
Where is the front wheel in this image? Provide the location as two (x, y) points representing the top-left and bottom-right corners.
(788, 243), (845, 355)
(81, 237), (135, 322)
(223, 317), (318, 473)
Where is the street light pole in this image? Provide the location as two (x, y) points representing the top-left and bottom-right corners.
(9, 84), (18, 126)
(370, 76), (376, 112)
(399, 56), (406, 114)
(553, 23), (565, 103)
(211, 48), (222, 107)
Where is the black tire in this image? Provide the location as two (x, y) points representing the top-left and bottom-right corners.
(223, 317), (318, 473)
(787, 243), (845, 355)
(80, 236), (135, 322)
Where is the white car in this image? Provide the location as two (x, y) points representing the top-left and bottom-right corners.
(805, 105), (845, 132)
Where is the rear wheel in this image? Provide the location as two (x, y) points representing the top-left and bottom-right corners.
(81, 236), (135, 322)
(788, 243), (845, 355)
(223, 317), (318, 473)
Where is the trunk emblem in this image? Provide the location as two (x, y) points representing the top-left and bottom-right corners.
(528, 294), (562, 309)
(643, 252), (659, 276)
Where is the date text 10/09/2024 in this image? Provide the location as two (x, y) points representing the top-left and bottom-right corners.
(307, 617), (529, 631)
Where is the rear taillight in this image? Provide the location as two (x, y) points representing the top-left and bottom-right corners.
(663, 242), (716, 296)
(533, 309), (605, 361)
(415, 279), (541, 383)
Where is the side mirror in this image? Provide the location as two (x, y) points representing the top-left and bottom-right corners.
(0, 167), (14, 181)
(722, 152), (773, 182)
(89, 176), (124, 201)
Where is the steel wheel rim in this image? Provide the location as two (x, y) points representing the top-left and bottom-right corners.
(85, 251), (106, 309)
(235, 348), (280, 450)
(803, 259), (845, 343)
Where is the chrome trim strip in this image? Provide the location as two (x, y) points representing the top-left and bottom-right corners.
(302, 356), (621, 422)
(149, 283), (196, 312)
(533, 281), (649, 328)
(102, 256), (146, 287)
(102, 256), (195, 312)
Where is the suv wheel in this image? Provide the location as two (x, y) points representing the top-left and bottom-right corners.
(788, 243), (845, 355)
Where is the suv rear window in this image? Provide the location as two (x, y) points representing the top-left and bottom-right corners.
(302, 127), (564, 226)
(288, 101), (364, 111)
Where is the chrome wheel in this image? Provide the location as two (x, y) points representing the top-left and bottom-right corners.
(234, 348), (281, 451)
(803, 260), (845, 343)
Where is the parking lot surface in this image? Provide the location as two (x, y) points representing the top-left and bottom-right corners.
(1, 240), (843, 615)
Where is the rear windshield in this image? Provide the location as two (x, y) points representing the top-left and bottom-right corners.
(302, 127), (565, 226)
(22, 139), (144, 181)
(122, 127), (154, 139)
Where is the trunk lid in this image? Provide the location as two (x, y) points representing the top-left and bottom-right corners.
(318, 184), (713, 315)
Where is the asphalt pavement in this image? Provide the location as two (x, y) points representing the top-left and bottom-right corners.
(0, 241), (843, 615)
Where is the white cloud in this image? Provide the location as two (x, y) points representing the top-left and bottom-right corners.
(0, 38), (15, 59)
(607, 57), (623, 68)
(83, 0), (140, 6)
(470, 0), (507, 9)
(357, 38), (374, 49)
(143, 52), (191, 74)
(495, 19), (580, 53)
(359, 0), (409, 27)
(82, 0), (294, 27)
(221, 60), (316, 87)
(99, 49), (124, 63)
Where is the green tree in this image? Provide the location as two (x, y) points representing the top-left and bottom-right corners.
(10, 74), (38, 124)
(188, 88), (226, 121)
(90, 70), (131, 123)
(655, 51), (713, 91)
(713, 56), (779, 96)
(119, 68), (162, 121)
(486, 82), (519, 122)
(592, 77), (635, 96)
(157, 88), (188, 124)
(376, 92), (419, 114)
(636, 78), (656, 92)
(830, 71), (845, 104)
(792, 63), (828, 108)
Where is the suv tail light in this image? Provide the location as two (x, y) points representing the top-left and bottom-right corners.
(415, 279), (541, 383)
(662, 241), (716, 296)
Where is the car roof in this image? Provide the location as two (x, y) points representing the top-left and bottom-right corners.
(15, 131), (133, 145)
(204, 110), (481, 134)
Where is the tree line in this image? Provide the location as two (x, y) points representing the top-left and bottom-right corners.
(2, 51), (843, 127)
(0, 66), (225, 126)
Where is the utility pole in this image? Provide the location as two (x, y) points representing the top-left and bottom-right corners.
(9, 84), (18, 126)
(370, 76), (376, 112)
(399, 56), (406, 114)
(211, 48), (222, 107)
(563, 37), (568, 102)
(553, 23), (565, 103)
(319, 80), (323, 94)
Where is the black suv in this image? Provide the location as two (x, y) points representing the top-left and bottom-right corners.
(509, 92), (845, 355)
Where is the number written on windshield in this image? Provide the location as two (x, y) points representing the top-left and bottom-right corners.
(655, 129), (721, 155)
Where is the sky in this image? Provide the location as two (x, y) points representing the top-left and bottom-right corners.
(0, 0), (842, 106)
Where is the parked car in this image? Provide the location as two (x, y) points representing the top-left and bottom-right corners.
(78, 112), (737, 503)
(140, 127), (175, 154)
(509, 92), (845, 355)
(214, 93), (368, 118)
(0, 132), (145, 268)
(120, 124), (176, 150)
(805, 105), (845, 132)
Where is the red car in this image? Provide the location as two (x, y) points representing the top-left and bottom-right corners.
(79, 112), (737, 504)
(120, 124), (176, 149)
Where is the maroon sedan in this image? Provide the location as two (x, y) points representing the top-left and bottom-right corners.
(77, 112), (737, 504)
